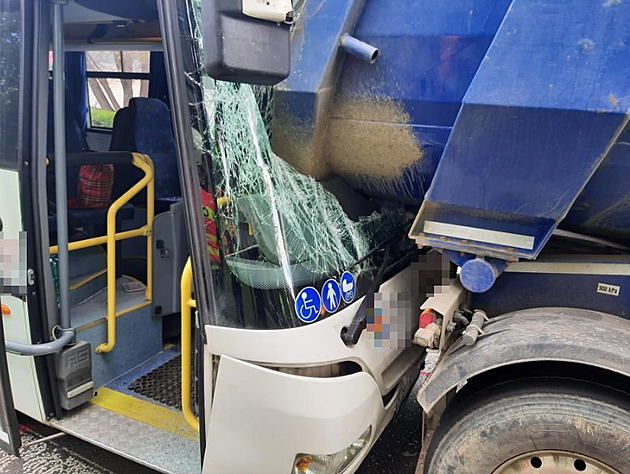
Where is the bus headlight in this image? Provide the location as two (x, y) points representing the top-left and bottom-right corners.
(292, 426), (372, 474)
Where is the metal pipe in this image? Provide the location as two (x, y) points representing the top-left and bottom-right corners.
(181, 258), (200, 432)
(462, 310), (487, 346)
(460, 257), (507, 293)
(5, 329), (75, 356)
(52, 0), (70, 330)
(22, 431), (67, 448)
(340, 34), (379, 64)
(144, 154), (155, 302)
(96, 153), (154, 354)
(49, 226), (150, 255)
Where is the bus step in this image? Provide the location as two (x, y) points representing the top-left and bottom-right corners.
(69, 268), (107, 305)
(71, 276), (161, 388)
(128, 352), (196, 412)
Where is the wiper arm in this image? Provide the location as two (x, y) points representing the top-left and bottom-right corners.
(340, 244), (391, 346)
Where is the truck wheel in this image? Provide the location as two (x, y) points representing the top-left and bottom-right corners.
(424, 377), (630, 473)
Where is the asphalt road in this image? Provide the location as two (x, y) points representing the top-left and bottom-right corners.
(356, 376), (423, 474)
(1, 379), (423, 474)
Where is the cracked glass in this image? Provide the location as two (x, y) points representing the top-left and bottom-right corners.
(180, 0), (410, 328)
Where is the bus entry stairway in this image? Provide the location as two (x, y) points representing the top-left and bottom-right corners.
(50, 346), (200, 474)
(65, 246), (162, 388)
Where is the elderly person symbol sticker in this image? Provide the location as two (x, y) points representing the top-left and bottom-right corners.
(322, 279), (341, 314)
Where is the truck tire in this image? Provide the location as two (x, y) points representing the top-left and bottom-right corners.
(424, 377), (630, 473)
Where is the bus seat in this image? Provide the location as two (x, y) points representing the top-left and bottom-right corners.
(47, 78), (89, 219)
(109, 98), (181, 213)
(47, 80), (135, 242)
(109, 106), (133, 151)
(109, 98), (188, 317)
(49, 152), (137, 242)
(66, 202), (135, 237)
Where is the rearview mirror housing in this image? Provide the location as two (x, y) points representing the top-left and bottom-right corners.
(202, 0), (292, 85)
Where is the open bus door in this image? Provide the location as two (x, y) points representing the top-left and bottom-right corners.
(0, 297), (20, 456)
(161, 1), (421, 472)
(0, 0), (40, 457)
(158, 0), (293, 464)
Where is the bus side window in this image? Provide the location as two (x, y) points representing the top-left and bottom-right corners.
(86, 51), (150, 129)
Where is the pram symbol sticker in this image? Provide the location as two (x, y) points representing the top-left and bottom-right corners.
(340, 271), (356, 303)
(322, 279), (341, 313)
(295, 287), (321, 323)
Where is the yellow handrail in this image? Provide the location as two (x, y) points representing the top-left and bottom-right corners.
(97, 153), (154, 353)
(180, 258), (200, 432)
(49, 227), (149, 254)
(50, 153), (154, 354)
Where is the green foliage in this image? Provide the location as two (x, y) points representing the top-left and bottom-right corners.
(90, 107), (116, 128)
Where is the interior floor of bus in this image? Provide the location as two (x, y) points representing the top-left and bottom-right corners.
(62, 246), (161, 387)
(49, 346), (200, 474)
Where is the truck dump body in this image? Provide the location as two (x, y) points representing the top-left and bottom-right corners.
(274, 0), (630, 284)
(274, 0), (512, 202)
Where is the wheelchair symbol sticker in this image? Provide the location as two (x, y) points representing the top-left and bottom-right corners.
(295, 287), (321, 323)
(322, 279), (342, 314)
(341, 271), (356, 303)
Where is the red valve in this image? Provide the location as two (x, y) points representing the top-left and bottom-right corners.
(419, 308), (436, 328)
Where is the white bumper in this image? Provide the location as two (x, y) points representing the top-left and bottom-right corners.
(204, 355), (385, 474)
(202, 267), (424, 473)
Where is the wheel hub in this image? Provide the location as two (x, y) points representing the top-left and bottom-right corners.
(494, 450), (619, 474)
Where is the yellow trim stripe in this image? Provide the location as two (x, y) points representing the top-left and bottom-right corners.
(76, 300), (151, 333)
(91, 387), (198, 441)
(69, 269), (107, 291)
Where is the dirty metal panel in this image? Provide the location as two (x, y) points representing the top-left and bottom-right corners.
(563, 140), (630, 239)
(49, 403), (200, 474)
(273, 0), (511, 203)
(413, 0), (630, 260)
(473, 259), (630, 320)
(272, 0), (366, 178)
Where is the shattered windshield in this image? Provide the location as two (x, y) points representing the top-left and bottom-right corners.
(181, 0), (412, 329)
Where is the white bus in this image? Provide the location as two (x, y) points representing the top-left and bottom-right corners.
(0, 1), (424, 472)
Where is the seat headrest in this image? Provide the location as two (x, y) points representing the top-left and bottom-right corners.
(110, 98), (180, 199)
(109, 107), (132, 151)
(128, 98), (177, 157)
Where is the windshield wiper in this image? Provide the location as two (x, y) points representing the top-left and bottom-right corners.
(340, 244), (392, 346)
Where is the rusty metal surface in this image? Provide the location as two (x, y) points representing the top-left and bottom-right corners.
(494, 450), (618, 474)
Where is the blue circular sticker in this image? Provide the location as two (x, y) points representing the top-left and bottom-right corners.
(321, 279), (342, 313)
(340, 271), (356, 303)
(295, 286), (321, 323)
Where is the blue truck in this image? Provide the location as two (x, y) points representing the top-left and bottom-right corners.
(0, 0), (629, 472)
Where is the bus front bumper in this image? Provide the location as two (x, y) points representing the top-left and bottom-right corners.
(203, 355), (386, 474)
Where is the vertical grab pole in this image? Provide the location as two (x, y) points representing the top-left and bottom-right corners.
(96, 154), (152, 353)
(102, 181), (118, 353)
(181, 258), (199, 431)
(52, 0), (71, 331)
(144, 155), (154, 301)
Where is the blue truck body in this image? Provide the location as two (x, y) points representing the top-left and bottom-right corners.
(274, 0), (630, 292)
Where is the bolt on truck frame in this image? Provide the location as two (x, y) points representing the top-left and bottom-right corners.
(3, 0), (630, 474)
